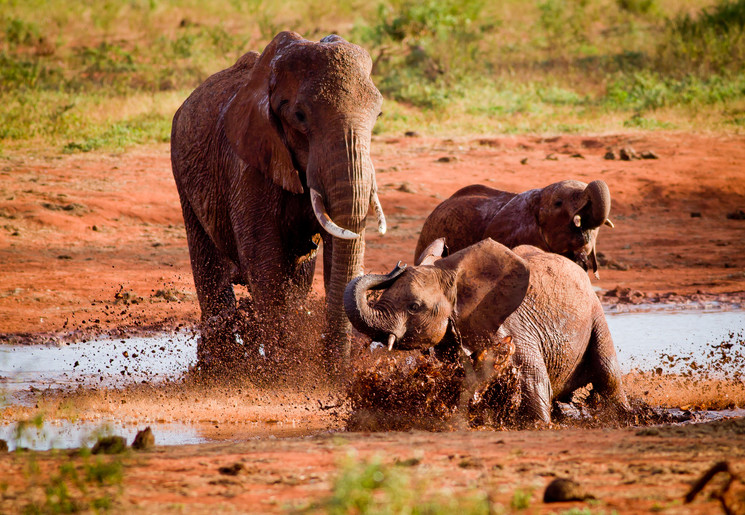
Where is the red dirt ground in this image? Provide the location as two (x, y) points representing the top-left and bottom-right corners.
(1, 132), (744, 513)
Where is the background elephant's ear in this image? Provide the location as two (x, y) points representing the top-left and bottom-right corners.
(437, 238), (530, 334)
(415, 237), (449, 266)
(224, 31), (304, 195)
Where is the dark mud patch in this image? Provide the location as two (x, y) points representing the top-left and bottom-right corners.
(344, 342), (671, 432)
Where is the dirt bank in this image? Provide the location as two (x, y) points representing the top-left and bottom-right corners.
(1, 132), (744, 341)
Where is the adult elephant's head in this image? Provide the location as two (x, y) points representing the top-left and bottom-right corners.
(536, 180), (613, 276)
(224, 32), (386, 372)
(344, 239), (530, 354)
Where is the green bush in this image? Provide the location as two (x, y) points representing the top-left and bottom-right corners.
(352, 0), (490, 106)
(657, 0), (745, 75)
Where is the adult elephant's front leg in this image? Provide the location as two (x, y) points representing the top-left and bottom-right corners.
(180, 198), (242, 369)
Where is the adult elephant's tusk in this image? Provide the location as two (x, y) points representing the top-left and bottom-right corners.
(310, 188), (360, 240)
(387, 333), (396, 351)
(604, 218), (615, 228)
(371, 191), (387, 235)
(573, 214), (582, 227)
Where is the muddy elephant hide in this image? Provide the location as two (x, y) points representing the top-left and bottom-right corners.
(345, 238), (629, 423)
(171, 31), (386, 378)
(414, 180), (614, 276)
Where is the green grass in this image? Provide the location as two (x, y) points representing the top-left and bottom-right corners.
(11, 415), (125, 514)
(0, 0), (743, 153)
(317, 452), (492, 514)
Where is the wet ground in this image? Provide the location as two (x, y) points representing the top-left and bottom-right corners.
(1, 308), (743, 450)
(2, 133), (745, 512)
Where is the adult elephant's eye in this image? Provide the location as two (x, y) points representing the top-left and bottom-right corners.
(295, 110), (306, 123)
(554, 199), (563, 207)
(408, 302), (421, 313)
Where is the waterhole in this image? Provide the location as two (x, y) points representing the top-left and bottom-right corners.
(1, 309), (743, 450)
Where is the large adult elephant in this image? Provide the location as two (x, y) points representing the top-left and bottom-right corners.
(344, 238), (630, 424)
(414, 180), (613, 276)
(171, 32), (386, 377)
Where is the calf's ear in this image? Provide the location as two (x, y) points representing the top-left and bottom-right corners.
(436, 238), (530, 334)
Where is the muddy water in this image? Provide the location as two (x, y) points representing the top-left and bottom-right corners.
(0, 332), (196, 403)
(1, 309), (743, 450)
(606, 309), (744, 372)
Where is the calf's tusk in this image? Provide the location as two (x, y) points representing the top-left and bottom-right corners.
(387, 333), (396, 351)
(604, 218), (615, 228)
(310, 188), (360, 240)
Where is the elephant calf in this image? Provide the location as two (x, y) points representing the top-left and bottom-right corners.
(344, 238), (630, 424)
(415, 180), (614, 277)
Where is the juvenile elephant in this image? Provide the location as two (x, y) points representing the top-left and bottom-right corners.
(171, 32), (386, 375)
(414, 180), (614, 276)
(344, 238), (630, 424)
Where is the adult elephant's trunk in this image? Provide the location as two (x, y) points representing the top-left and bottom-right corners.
(343, 263), (407, 342)
(576, 180), (611, 229)
(307, 126), (384, 379)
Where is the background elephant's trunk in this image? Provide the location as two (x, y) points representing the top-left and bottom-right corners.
(343, 264), (406, 339)
(578, 180), (611, 228)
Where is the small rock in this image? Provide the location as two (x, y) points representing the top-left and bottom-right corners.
(132, 427), (155, 450)
(92, 435), (127, 455)
(606, 260), (630, 271)
(726, 209), (745, 220)
(520, 157), (528, 165)
(603, 151), (616, 160)
(690, 212), (702, 218)
(477, 139), (500, 147)
(640, 150), (659, 159)
(404, 131), (419, 137)
(543, 477), (593, 503)
(436, 156), (456, 163)
(397, 182), (417, 193)
(581, 139), (604, 149)
(619, 147), (638, 161)
(570, 153), (585, 159)
(545, 153), (558, 161)
(0, 439), (7, 452)
(218, 463), (244, 476)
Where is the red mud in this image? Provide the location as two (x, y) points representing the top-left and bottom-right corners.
(1, 132), (745, 513)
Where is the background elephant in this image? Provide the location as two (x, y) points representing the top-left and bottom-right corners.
(171, 32), (386, 377)
(345, 238), (629, 424)
(414, 180), (614, 276)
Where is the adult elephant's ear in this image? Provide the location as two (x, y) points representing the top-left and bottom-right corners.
(224, 31), (304, 194)
(436, 238), (530, 334)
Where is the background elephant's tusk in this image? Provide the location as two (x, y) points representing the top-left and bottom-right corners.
(573, 214), (582, 227)
(604, 218), (615, 228)
(387, 333), (396, 351)
(370, 191), (387, 235)
(310, 188), (360, 240)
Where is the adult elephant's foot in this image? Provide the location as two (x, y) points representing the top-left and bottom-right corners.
(194, 311), (246, 373)
(321, 332), (352, 386)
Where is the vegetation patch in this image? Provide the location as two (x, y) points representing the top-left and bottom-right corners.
(0, 0), (743, 153)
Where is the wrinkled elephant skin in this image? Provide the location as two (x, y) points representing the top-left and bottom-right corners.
(171, 32), (386, 378)
(345, 238), (630, 424)
(415, 180), (613, 276)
